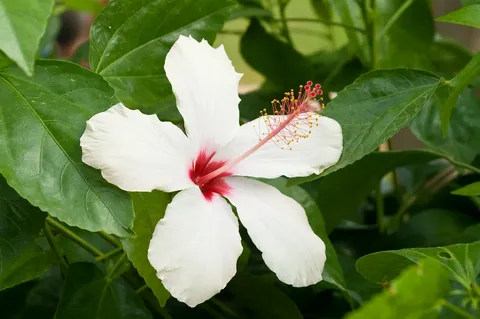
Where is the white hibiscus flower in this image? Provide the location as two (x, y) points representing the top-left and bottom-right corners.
(80, 35), (343, 307)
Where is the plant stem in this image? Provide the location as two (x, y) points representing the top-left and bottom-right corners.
(387, 139), (402, 202)
(440, 300), (477, 319)
(99, 231), (122, 248)
(376, 0), (414, 41)
(376, 181), (385, 233)
(46, 216), (104, 258)
(95, 247), (123, 262)
(136, 284), (149, 294)
(201, 304), (228, 319)
(364, 0), (377, 68)
(44, 222), (68, 273)
(108, 253), (128, 279)
(272, 18), (366, 32)
(277, 0), (294, 46)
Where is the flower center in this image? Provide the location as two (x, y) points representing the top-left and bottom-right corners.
(189, 150), (232, 201)
(194, 81), (323, 193)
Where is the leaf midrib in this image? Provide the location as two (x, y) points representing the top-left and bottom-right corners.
(0, 75), (126, 232)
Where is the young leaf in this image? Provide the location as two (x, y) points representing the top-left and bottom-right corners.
(55, 263), (152, 319)
(0, 0), (54, 75)
(90, 0), (236, 121)
(356, 242), (480, 288)
(346, 259), (450, 319)
(410, 89), (480, 164)
(121, 191), (171, 306)
(439, 52), (480, 135)
(304, 69), (441, 182)
(0, 175), (52, 291)
(436, 4), (480, 29)
(452, 182), (480, 196)
(0, 61), (134, 237)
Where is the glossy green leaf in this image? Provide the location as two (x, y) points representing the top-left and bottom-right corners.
(308, 69), (440, 181)
(121, 191), (171, 306)
(410, 89), (480, 164)
(452, 182), (480, 196)
(0, 175), (51, 291)
(440, 52), (480, 135)
(61, 0), (104, 14)
(230, 274), (302, 319)
(90, 0), (235, 120)
(0, 0), (54, 75)
(356, 242), (480, 287)
(241, 19), (313, 89)
(296, 151), (440, 232)
(0, 61), (134, 237)
(346, 259), (450, 319)
(56, 263), (152, 319)
(328, 0), (370, 66)
(436, 4), (480, 29)
(375, 0), (434, 69)
(265, 178), (348, 294)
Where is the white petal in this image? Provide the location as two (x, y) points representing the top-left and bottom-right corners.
(216, 114), (343, 178)
(80, 103), (194, 192)
(224, 177), (325, 287)
(148, 187), (242, 307)
(165, 35), (242, 151)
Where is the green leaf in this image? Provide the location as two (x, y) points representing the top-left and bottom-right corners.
(375, 0), (434, 69)
(410, 89), (480, 164)
(58, 228), (115, 264)
(430, 38), (473, 74)
(121, 192), (171, 306)
(295, 151), (440, 232)
(60, 0), (104, 14)
(90, 0), (235, 121)
(310, 69), (440, 180)
(240, 19), (313, 89)
(436, 4), (480, 29)
(440, 52), (480, 135)
(230, 274), (302, 319)
(393, 209), (476, 247)
(0, 0), (54, 75)
(346, 259), (450, 319)
(0, 175), (51, 291)
(356, 242), (480, 288)
(56, 263), (152, 319)
(328, 0), (370, 66)
(265, 178), (349, 296)
(0, 60), (134, 237)
(452, 182), (480, 196)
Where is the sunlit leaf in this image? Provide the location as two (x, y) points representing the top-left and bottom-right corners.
(0, 0), (54, 75)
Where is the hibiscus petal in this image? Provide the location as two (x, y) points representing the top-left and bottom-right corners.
(80, 103), (194, 192)
(216, 114), (342, 178)
(148, 187), (242, 307)
(165, 35), (242, 151)
(224, 177), (325, 287)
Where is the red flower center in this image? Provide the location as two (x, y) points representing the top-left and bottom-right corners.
(189, 150), (232, 201)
